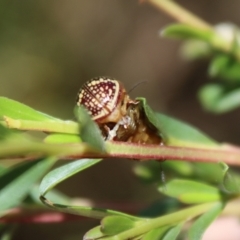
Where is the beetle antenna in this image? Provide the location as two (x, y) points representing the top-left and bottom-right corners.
(128, 81), (147, 94)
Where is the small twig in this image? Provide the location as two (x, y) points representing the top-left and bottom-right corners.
(146, 0), (212, 31)
(102, 202), (219, 240)
(2, 141), (240, 166)
(145, 0), (240, 61)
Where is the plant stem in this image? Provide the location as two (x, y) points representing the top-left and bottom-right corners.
(0, 141), (98, 159)
(103, 202), (218, 240)
(105, 141), (240, 166)
(2, 140), (240, 166)
(146, 0), (240, 61)
(146, 0), (212, 31)
(3, 118), (240, 166)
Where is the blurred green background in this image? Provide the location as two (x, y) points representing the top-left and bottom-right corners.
(1, 0), (240, 239)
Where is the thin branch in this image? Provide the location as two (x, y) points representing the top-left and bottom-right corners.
(145, 0), (240, 61)
(102, 202), (218, 240)
(2, 141), (240, 166)
(0, 200), (146, 223)
(146, 0), (212, 31)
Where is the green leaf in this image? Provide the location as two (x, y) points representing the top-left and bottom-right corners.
(162, 24), (214, 42)
(97, 203), (215, 240)
(142, 226), (171, 240)
(137, 97), (165, 141)
(192, 162), (226, 183)
(135, 161), (192, 183)
(40, 159), (140, 220)
(0, 157), (56, 215)
(181, 40), (212, 60)
(198, 84), (223, 112)
(222, 166), (240, 193)
(84, 226), (105, 240)
(163, 161), (193, 177)
(209, 55), (240, 82)
(133, 161), (165, 183)
(159, 179), (222, 204)
(138, 98), (218, 148)
(41, 195), (140, 220)
(188, 202), (224, 240)
(74, 106), (105, 152)
(157, 114), (218, 148)
(0, 97), (59, 121)
(29, 185), (71, 205)
(44, 133), (81, 143)
(101, 216), (138, 235)
(198, 84), (240, 113)
(135, 160), (227, 187)
(0, 124), (14, 141)
(3, 117), (79, 134)
(214, 89), (240, 112)
(40, 159), (101, 196)
(162, 222), (184, 240)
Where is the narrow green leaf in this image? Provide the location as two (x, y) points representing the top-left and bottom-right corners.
(214, 89), (240, 113)
(222, 169), (240, 193)
(101, 216), (137, 235)
(198, 84), (223, 112)
(137, 97), (165, 141)
(40, 195), (140, 220)
(193, 162), (226, 183)
(99, 203), (215, 240)
(157, 113), (218, 147)
(74, 106), (105, 152)
(199, 84), (240, 113)
(133, 161), (166, 183)
(154, 160), (231, 186)
(162, 222), (184, 240)
(159, 179), (222, 204)
(209, 55), (240, 82)
(30, 185), (70, 205)
(0, 97), (59, 121)
(3, 117), (79, 134)
(138, 97), (218, 148)
(181, 40), (212, 60)
(84, 226), (105, 240)
(0, 157), (56, 214)
(164, 161), (193, 177)
(40, 159), (101, 196)
(142, 226), (170, 240)
(135, 161), (225, 187)
(162, 24), (214, 42)
(0, 124), (14, 141)
(188, 202), (224, 240)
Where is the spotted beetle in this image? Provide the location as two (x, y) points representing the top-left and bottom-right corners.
(77, 77), (163, 145)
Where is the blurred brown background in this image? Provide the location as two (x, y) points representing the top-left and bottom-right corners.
(1, 0), (240, 239)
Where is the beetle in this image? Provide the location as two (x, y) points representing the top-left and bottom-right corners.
(77, 77), (129, 124)
(77, 77), (163, 145)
